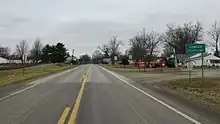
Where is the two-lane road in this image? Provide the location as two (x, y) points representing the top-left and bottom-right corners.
(0, 64), (211, 124)
(77, 65), (197, 124)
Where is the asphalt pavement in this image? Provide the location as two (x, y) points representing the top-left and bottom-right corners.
(0, 65), (89, 124)
(77, 65), (196, 124)
(0, 64), (218, 124)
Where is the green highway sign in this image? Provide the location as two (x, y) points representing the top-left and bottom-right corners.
(186, 44), (205, 54)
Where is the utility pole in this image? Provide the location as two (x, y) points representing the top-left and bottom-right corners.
(72, 49), (74, 56)
(143, 28), (146, 68)
(72, 49), (74, 60)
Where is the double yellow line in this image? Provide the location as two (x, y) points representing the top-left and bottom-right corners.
(58, 72), (88, 124)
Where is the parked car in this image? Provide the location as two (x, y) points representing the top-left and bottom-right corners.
(135, 61), (145, 68)
(151, 57), (175, 68)
(151, 58), (167, 68)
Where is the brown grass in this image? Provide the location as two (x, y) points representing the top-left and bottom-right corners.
(0, 64), (74, 86)
(164, 78), (220, 112)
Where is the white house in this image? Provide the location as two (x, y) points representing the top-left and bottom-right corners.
(188, 53), (220, 67)
(0, 57), (8, 63)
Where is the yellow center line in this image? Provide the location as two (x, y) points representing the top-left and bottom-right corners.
(58, 107), (71, 124)
(68, 72), (88, 124)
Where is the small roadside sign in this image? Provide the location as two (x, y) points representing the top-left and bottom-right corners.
(138, 62), (145, 67)
(114, 56), (117, 61)
(22, 55), (27, 63)
(129, 55), (132, 60)
(187, 61), (193, 71)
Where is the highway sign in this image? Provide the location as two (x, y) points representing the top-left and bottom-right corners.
(186, 44), (205, 54)
(186, 43), (205, 83)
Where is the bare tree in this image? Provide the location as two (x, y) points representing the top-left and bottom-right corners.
(92, 50), (102, 58)
(146, 31), (162, 55)
(16, 40), (29, 63)
(0, 46), (11, 59)
(108, 36), (123, 65)
(208, 21), (220, 56)
(145, 31), (162, 65)
(163, 21), (203, 55)
(129, 34), (148, 61)
(129, 29), (161, 63)
(30, 38), (43, 63)
(162, 43), (173, 57)
(92, 50), (103, 64)
(98, 44), (110, 58)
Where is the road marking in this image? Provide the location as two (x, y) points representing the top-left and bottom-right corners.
(68, 72), (88, 124)
(58, 106), (71, 124)
(100, 66), (202, 124)
(0, 66), (82, 102)
(0, 83), (38, 101)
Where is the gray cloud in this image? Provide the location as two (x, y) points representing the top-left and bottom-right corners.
(0, 15), (29, 29)
(0, 24), (9, 28)
(0, 0), (220, 56)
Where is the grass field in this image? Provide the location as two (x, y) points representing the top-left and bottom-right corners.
(0, 63), (74, 86)
(104, 64), (187, 74)
(163, 78), (220, 112)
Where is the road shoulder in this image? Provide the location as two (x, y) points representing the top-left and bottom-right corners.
(103, 66), (220, 124)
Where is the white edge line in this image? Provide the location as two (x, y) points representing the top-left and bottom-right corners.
(0, 84), (37, 101)
(0, 65), (81, 102)
(99, 65), (202, 124)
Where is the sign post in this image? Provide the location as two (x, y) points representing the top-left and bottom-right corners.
(186, 43), (206, 83)
(202, 53), (204, 83)
(187, 59), (192, 84)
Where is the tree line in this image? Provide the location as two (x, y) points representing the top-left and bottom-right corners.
(0, 39), (69, 63)
(1, 21), (220, 65)
(92, 21), (220, 65)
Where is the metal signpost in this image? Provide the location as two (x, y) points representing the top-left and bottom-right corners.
(187, 61), (193, 84)
(186, 44), (206, 83)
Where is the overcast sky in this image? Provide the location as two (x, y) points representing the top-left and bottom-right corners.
(0, 0), (220, 56)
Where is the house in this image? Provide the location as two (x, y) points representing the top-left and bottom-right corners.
(0, 57), (8, 64)
(176, 54), (191, 63)
(187, 53), (220, 67)
(7, 59), (22, 64)
(102, 58), (111, 64)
